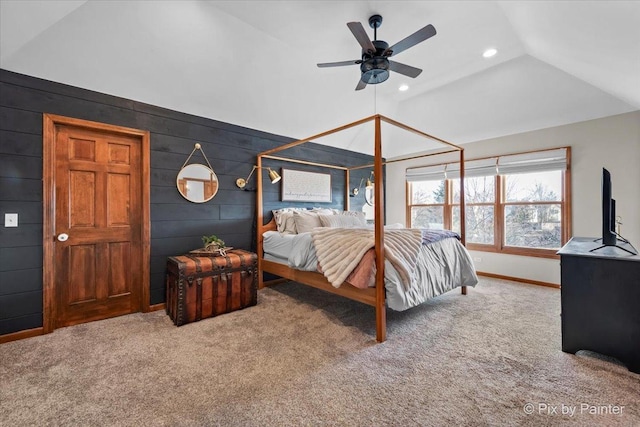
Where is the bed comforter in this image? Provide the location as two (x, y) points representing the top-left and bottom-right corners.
(280, 227), (478, 311)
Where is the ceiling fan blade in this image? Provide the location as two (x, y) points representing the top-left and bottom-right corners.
(388, 60), (423, 78)
(347, 22), (376, 53)
(317, 60), (361, 68)
(386, 24), (436, 57)
(355, 79), (367, 91)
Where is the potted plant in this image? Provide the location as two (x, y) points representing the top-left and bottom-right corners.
(202, 235), (225, 252)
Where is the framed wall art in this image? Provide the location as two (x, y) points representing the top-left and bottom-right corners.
(281, 168), (332, 203)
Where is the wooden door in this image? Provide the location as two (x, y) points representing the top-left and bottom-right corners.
(53, 125), (143, 327)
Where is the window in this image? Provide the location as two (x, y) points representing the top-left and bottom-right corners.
(451, 176), (496, 245)
(406, 148), (570, 258)
(503, 170), (563, 250)
(409, 179), (445, 229)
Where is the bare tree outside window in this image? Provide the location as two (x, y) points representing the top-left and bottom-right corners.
(451, 177), (495, 244)
(410, 180), (445, 229)
(504, 171), (562, 249)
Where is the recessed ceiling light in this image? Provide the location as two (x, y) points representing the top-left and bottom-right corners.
(399, 84), (409, 92)
(483, 48), (498, 58)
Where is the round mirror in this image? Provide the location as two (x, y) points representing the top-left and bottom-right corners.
(362, 203), (374, 223)
(177, 164), (219, 203)
(364, 185), (374, 206)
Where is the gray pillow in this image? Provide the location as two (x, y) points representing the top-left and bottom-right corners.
(272, 208), (305, 233)
(292, 210), (323, 233)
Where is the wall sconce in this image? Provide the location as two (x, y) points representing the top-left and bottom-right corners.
(350, 177), (365, 197)
(350, 171), (374, 197)
(236, 166), (281, 190)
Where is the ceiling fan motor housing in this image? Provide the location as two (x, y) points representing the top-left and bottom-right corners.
(360, 40), (390, 84)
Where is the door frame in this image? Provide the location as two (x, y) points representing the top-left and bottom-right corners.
(43, 114), (151, 334)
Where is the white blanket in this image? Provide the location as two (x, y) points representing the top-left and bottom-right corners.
(311, 227), (423, 290)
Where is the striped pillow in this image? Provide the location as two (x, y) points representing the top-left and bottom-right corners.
(318, 214), (365, 228)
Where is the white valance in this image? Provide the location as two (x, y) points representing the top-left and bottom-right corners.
(406, 164), (446, 182)
(406, 148), (567, 182)
(446, 158), (498, 179)
(497, 148), (567, 175)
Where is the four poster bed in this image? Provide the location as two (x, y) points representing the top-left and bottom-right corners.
(255, 115), (478, 342)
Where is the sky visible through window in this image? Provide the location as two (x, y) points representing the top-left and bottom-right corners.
(505, 170), (562, 202)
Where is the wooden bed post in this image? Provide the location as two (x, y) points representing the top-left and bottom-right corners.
(459, 149), (467, 296)
(345, 169), (350, 211)
(257, 155), (264, 289)
(374, 115), (386, 342)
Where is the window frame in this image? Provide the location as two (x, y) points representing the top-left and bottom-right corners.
(450, 175), (497, 247)
(406, 147), (571, 259)
(407, 178), (449, 230)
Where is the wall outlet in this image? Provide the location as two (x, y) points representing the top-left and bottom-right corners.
(473, 257), (482, 263)
(5, 213), (18, 227)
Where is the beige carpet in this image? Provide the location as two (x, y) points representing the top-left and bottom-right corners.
(1, 278), (638, 426)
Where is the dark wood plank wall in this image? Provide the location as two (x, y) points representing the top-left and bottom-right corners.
(0, 69), (375, 335)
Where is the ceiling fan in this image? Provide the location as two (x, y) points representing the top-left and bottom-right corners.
(317, 15), (437, 91)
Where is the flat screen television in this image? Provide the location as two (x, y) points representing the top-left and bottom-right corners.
(601, 168), (617, 246)
(592, 168), (637, 255)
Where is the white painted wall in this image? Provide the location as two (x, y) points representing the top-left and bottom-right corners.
(386, 111), (640, 284)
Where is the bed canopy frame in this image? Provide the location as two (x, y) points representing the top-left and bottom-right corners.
(255, 114), (466, 342)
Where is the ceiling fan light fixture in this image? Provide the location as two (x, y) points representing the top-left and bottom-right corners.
(483, 48), (498, 58)
(360, 54), (390, 85)
(362, 69), (389, 85)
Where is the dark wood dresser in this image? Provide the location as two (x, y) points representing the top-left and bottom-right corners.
(558, 237), (640, 373)
(166, 249), (258, 326)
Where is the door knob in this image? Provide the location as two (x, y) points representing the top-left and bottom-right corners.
(57, 233), (69, 242)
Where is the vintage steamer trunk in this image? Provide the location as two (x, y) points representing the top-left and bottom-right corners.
(166, 249), (257, 326)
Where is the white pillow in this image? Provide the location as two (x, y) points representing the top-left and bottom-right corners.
(310, 208), (335, 216)
(338, 210), (361, 217)
(339, 211), (367, 226)
(385, 223), (405, 229)
(292, 210), (323, 233)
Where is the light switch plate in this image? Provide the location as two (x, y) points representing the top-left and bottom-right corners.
(5, 213), (18, 227)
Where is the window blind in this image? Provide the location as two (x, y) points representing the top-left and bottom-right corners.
(497, 148), (567, 175)
(406, 164), (446, 182)
(406, 148), (567, 182)
(446, 158), (498, 179)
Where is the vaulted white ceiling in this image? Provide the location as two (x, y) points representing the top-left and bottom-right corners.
(1, 1), (638, 158)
